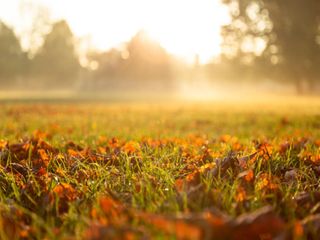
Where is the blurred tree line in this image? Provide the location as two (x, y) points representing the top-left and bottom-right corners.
(0, 0), (320, 93)
(0, 19), (176, 91)
(0, 21), (27, 83)
(86, 31), (175, 91)
(217, 0), (320, 93)
(0, 20), (80, 89)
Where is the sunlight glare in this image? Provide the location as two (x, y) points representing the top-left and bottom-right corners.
(38, 0), (229, 63)
(0, 0), (230, 63)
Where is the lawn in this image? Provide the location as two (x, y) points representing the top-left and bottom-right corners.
(0, 97), (319, 239)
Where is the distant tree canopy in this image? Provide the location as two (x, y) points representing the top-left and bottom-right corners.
(0, 21), (26, 82)
(221, 0), (320, 91)
(89, 31), (174, 90)
(124, 31), (173, 81)
(32, 20), (80, 87)
(0, 18), (176, 91)
(3, 3), (320, 93)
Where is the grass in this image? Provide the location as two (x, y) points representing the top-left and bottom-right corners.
(0, 97), (319, 239)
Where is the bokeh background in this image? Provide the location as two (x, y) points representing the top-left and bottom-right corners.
(0, 0), (320, 101)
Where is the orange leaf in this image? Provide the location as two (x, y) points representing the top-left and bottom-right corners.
(38, 149), (49, 161)
(123, 141), (140, 154)
(68, 149), (79, 157)
(293, 221), (304, 238)
(175, 221), (202, 240)
(99, 197), (115, 214)
(245, 169), (254, 182)
(0, 140), (8, 150)
(235, 187), (247, 202)
(53, 183), (77, 201)
(32, 130), (48, 139)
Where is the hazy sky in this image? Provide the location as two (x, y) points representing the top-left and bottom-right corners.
(0, 0), (230, 63)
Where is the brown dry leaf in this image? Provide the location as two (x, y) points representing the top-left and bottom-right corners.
(109, 137), (121, 148)
(36, 139), (56, 153)
(300, 214), (320, 237)
(284, 169), (298, 182)
(139, 212), (203, 240)
(255, 142), (273, 160)
(52, 183), (77, 213)
(97, 136), (108, 145)
(53, 183), (77, 201)
(122, 141), (140, 154)
(245, 169), (254, 182)
(300, 151), (320, 165)
(8, 162), (30, 177)
(176, 152), (257, 205)
(141, 206), (285, 240)
(84, 222), (141, 240)
(293, 221), (304, 238)
(228, 206), (285, 240)
(32, 130), (49, 140)
(100, 197), (118, 214)
(36, 166), (47, 177)
(98, 196), (127, 224)
(65, 141), (83, 151)
(235, 186), (247, 202)
(68, 149), (80, 157)
(0, 206), (29, 240)
(238, 151), (259, 167)
(294, 191), (320, 206)
(175, 221), (202, 240)
(256, 173), (279, 192)
(38, 149), (49, 161)
(238, 169), (255, 182)
(9, 142), (30, 161)
(0, 214), (21, 239)
(0, 140), (8, 150)
(98, 146), (107, 154)
(220, 134), (232, 143)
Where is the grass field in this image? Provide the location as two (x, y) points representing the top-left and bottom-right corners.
(0, 97), (319, 239)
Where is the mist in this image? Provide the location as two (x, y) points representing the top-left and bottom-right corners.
(0, 0), (320, 101)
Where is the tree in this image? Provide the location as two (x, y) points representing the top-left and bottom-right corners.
(32, 20), (80, 87)
(0, 21), (26, 84)
(19, 1), (51, 57)
(89, 48), (123, 80)
(88, 30), (174, 91)
(221, 0), (320, 92)
(124, 31), (173, 83)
